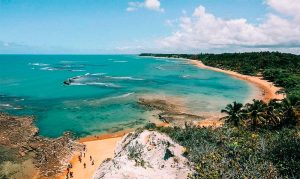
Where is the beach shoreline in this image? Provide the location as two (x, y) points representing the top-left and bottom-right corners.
(58, 56), (285, 178)
(188, 59), (285, 102)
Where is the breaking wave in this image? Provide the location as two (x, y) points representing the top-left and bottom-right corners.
(69, 82), (121, 88)
(113, 60), (128, 63)
(105, 76), (144, 81)
(29, 63), (49, 66)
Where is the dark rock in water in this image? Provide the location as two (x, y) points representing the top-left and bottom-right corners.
(138, 98), (204, 126)
(63, 80), (70, 85)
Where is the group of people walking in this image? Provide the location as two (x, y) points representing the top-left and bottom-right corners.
(65, 144), (95, 178)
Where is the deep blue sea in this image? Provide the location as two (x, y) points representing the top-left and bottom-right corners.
(0, 55), (256, 137)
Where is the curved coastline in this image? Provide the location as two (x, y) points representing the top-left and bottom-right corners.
(141, 55), (285, 102)
(58, 56), (286, 178)
(188, 59), (285, 102)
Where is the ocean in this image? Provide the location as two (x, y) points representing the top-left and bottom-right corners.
(0, 55), (255, 137)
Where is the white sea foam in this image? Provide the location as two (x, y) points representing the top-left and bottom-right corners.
(69, 82), (86, 86)
(106, 76), (144, 81)
(86, 82), (121, 88)
(0, 104), (12, 107)
(119, 92), (134, 98)
(155, 65), (165, 70)
(105, 92), (135, 100)
(69, 82), (121, 88)
(113, 60), (128, 63)
(29, 63), (49, 66)
(90, 73), (106, 76)
(40, 67), (55, 71)
(182, 75), (191, 78)
(60, 60), (87, 63)
(71, 69), (86, 72)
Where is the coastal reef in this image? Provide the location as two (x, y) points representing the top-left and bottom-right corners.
(0, 113), (82, 178)
(93, 130), (194, 179)
(138, 97), (204, 126)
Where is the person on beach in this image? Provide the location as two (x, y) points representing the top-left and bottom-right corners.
(78, 155), (82, 163)
(70, 172), (73, 178)
(84, 163), (86, 168)
(90, 155), (92, 161)
(83, 152), (85, 157)
(92, 160), (94, 165)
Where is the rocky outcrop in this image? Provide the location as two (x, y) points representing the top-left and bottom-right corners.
(0, 113), (82, 177)
(93, 130), (194, 179)
(138, 97), (204, 126)
(0, 113), (38, 148)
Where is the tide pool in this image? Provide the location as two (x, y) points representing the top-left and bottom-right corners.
(0, 55), (255, 137)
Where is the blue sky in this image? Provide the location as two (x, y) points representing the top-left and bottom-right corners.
(0, 0), (299, 54)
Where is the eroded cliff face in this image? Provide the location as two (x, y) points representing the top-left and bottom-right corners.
(93, 130), (194, 179)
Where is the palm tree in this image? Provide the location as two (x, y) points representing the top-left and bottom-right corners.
(281, 96), (300, 126)
(245, 99), (267, 129)
(221, 101), (244, 126)
(265, 99), (283, 127)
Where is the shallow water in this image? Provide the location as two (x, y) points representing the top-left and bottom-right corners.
(0, 55), (255, 137)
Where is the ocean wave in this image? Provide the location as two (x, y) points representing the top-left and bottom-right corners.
(71, 69), (86, 72)
(71, 73), (142, 80)
(59, 60), (87, 63)
(90, 73), (106, 76)
(115, 92), (134, 98)
(29, 63), (49, 66)
(104, 92), (135, 100)
(68, 82), (121, 88)
(105, 76), (144, 81)
(155, 65), (165, 70)
(113, 60), (128, 63)
(182, 75), (191, 78)
(86, 82), (121, 88)
(40, 66), (86, 72)
(40, 67), (56, 71)
(0, 103), (12, 107)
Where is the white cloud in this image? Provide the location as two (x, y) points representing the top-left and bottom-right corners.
(266, 0), (300, 21)
(127, 0), (164, 12)
(159, 1), (300, 53)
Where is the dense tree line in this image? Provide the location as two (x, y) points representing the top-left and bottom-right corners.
(221, 98), (299, 129)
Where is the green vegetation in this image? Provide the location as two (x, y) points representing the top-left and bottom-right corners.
(141, 52), (300, 178)
(221, 98), (299, 129)
(128, 143), (146, 167)
(146, 123), (300, 178)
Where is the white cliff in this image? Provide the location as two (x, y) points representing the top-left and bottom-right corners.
(93, 130), (194, 179)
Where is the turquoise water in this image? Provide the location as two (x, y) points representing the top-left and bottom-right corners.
(0, 55), (253, 137)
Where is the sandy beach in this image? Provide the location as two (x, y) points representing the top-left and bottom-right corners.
(57, 58), (285, 179)
(188, 59), (285, 102)
(57, 135), (123, 179)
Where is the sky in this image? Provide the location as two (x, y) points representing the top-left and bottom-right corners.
(0, 0), (299, 54)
